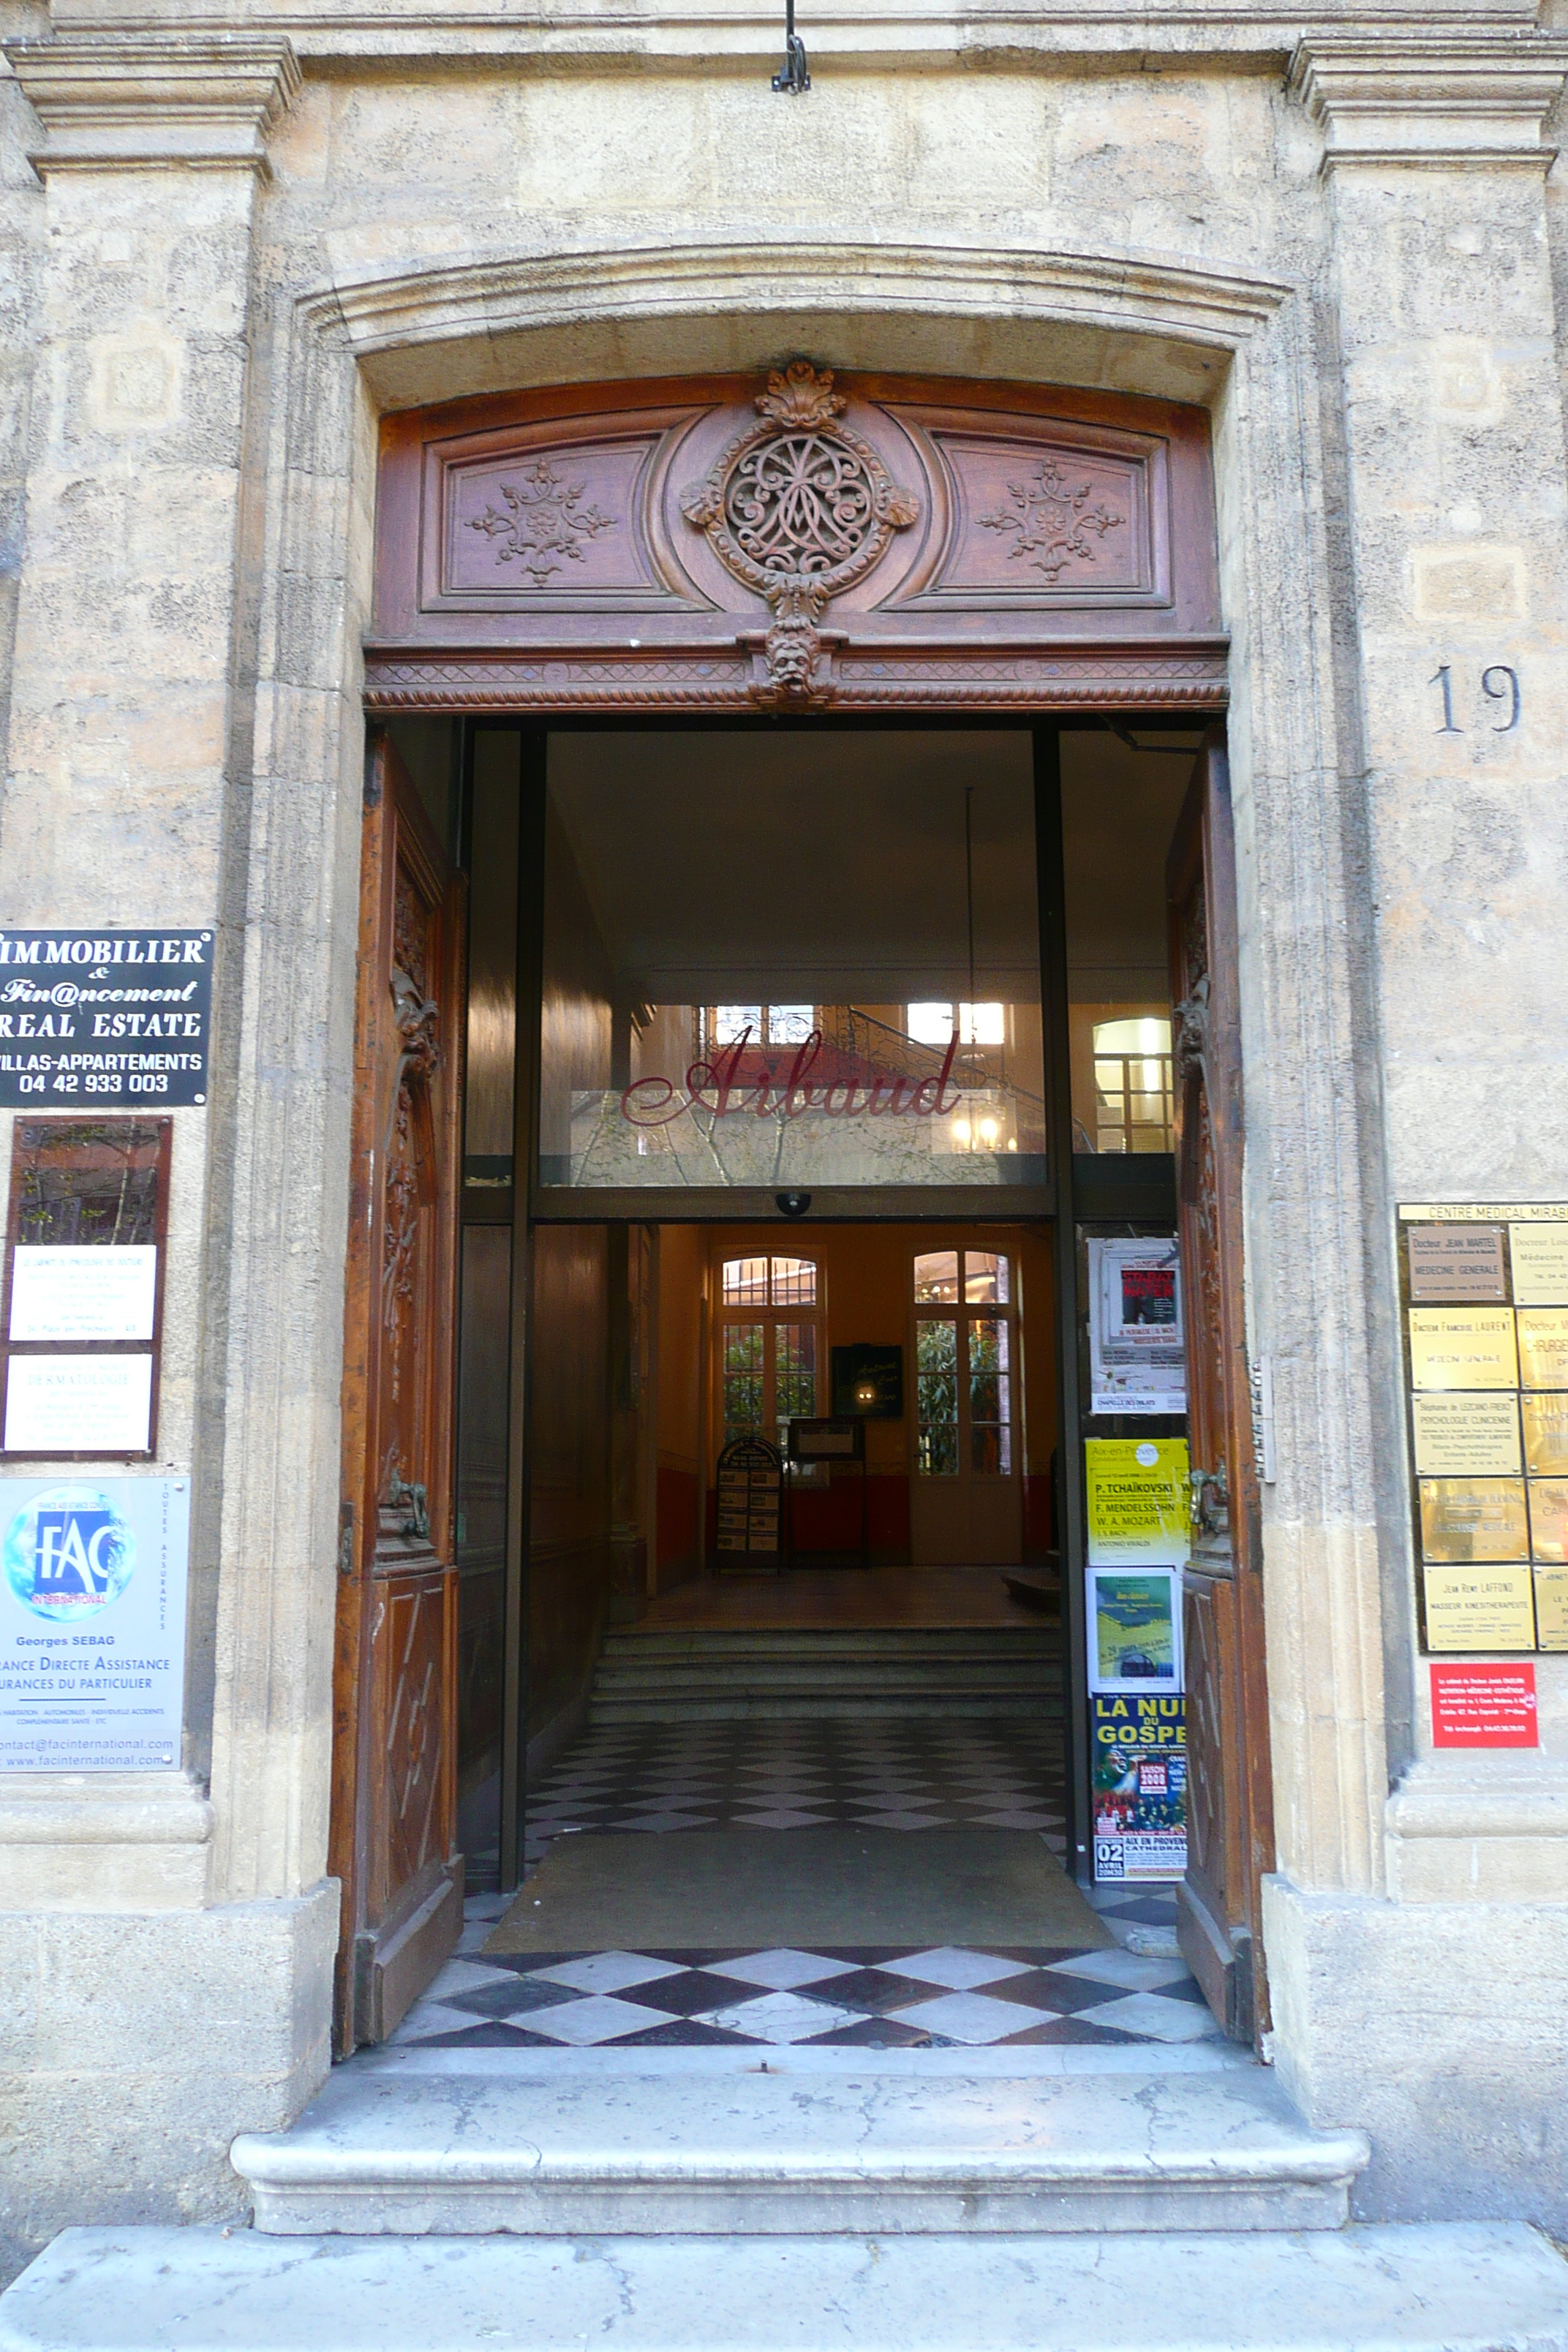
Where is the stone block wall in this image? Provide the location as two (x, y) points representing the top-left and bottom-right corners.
(0, 1), (1565, 2253)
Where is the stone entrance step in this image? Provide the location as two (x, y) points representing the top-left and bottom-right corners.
(230, 2051), (1368, 2236)
(5, 2221), (1566, 2351)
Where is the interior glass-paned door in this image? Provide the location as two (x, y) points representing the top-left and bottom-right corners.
(911, 1247), (1022, 1565)
(718, 1254), (821, 1460)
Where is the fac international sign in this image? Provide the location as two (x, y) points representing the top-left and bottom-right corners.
(0, 1477), (190, 1769)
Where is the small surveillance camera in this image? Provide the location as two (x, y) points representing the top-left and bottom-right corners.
(775, 1190), (812, 1218)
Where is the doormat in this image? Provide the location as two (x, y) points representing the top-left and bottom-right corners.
(485, 1829), (1112, 1953)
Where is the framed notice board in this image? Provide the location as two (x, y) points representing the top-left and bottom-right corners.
(0, 1119), (171, 1460)
(1398, 1202), (1568, 1655)
(715, 1435), (783, 1568)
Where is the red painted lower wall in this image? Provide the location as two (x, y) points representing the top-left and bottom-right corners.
(704, 1474), (911, 1563)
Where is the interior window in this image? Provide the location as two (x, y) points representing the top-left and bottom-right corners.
(1092, 1016), (1174, 1154)
(913, 1248), (1015, 1478)
(905, 1002), (1007, 1048)
(717, 1254), (823, 1460)
(711, 1006), (817, 1049)
(538, 730), (1047, 1191)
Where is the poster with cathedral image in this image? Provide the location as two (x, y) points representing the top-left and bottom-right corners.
(1092, 1692), (1188, 1881)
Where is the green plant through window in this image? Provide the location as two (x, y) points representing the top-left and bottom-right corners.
(913, 1248), (1014, 1478)
(719, 1254), (821, 1460)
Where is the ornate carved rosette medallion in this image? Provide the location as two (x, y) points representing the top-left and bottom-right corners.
(681, 361), (919, 704)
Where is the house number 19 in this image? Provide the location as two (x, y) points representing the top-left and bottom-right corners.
(1431, 663), (1521, 734)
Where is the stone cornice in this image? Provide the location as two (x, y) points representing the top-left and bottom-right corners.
(4, 31), (301, 178)
(21, 4), (1548, 71)
(1291, 32), (1568, 167)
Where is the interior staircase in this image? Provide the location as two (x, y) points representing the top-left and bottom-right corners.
(588, 1624), (1064, 1724)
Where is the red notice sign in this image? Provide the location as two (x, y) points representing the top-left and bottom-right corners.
(1431, 1664), (1539, 1749)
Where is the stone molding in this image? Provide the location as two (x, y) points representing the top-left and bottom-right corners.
(216, 233), (1391, 1909)
(307, 237), (1291, 413)
(0, 1771), (213, 1908)
(1386, 1760), (1568, 1842)
(35, 1), (1545, 69)
(1383, 1763), (1568, 1901)
(4, 32), (302, 177)
(1291, 32), (1568, 167)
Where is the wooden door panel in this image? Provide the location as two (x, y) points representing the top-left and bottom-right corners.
(968, 1478), (1023, 1566)
(1167, 732), (1275, 2047)
(1179, 1563), (1248, 2032)
(377, 1567), (451, 1903)
(911, 1480), (967, 1565)
(331, 734), (467, 2052)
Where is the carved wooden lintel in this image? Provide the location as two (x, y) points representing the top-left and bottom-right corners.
(375, 369), (1224, 706)
(363, 641), (1229, 713)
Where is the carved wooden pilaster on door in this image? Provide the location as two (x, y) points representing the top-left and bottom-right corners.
(1168, 734), (1275, 2048)
(331, 734), (467, 2051)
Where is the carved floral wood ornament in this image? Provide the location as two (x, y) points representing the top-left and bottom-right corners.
(467, 459), (616, 586)
(679, 361), (919, 703)
(980, 457), (1126, 581)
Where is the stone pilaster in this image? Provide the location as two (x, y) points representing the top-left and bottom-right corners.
(0, 32), (333, 2272)
(1266, 31), (1568, 2223)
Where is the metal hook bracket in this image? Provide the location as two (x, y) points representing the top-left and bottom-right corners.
(772, 0), (810, 91)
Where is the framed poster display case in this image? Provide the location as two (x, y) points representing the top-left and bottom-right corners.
(0, 1117), (171, 1462)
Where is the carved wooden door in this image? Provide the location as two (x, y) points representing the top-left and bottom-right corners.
(1167, 731), (1275, 2046)
(331, 734), (466, 2051)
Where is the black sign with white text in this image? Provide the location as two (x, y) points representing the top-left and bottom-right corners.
(0, 930), (213, 1109)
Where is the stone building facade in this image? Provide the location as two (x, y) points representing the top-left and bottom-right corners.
(1, 0), (1567, 2276)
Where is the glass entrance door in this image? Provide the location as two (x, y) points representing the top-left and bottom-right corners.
(911, 1246), (1022, 1566)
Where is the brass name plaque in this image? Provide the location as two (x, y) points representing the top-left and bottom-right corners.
(1523, 1392), (1568, 1477)
(1534, 1568), (1568, 1651)
(1529, 1477), (1568, 1565)
(1408, 1307), (1518, 1392)
(1402, 1205), (1568, 1656)
(1508, 1224), (1568, 1305)
(1517, 1308), (1568, 1392)
(1423, 1564), (1537, 1651)
(1419, 1476), (1529, 1563)
(1411, 1392), (1521, 1477)
(1408, 1225), (1507, 1303)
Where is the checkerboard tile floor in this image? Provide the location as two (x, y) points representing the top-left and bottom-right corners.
(410, 1718), (1210, 2053)
(390, 1874), (1210, 2051)
(522, 1716), (1068, 1872)
(395, 1919), (1212, 2050)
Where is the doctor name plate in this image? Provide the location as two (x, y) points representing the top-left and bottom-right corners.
(1401, 1204), (1568, 1659)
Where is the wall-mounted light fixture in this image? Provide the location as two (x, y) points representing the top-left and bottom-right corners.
(772, 0), (810, 91)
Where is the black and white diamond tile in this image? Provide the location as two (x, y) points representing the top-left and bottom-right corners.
(522, 1716), (1068, 1871)
(392, 1933), (1218, 2051)
(426, 1722), (1210, 2053)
